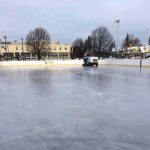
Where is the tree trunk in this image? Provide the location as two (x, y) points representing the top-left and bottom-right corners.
(37, 50), (41, 60)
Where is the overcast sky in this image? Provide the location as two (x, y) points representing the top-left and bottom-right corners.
(0, 0), (150, 45)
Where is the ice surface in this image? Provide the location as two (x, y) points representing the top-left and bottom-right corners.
(0, 66), (150, 150)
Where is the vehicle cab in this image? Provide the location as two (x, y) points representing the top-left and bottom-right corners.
(83, 56), (98, 67)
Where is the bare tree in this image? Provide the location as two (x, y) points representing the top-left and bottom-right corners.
(122, 33), (141, 49)
(73, 38), (84, 47)
(91, 27), (113, 58)
(26, 27), (50, 60)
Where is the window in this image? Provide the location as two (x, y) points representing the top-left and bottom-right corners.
(9, 53), (14, 57)
(15, 52), (19, 57)
(27, 46), (29, 50)
(16, 46), (18, 50)
(3, 53), (7, 56)
(32, 53), (36, 57)
(48, 53), (57, 57)
(26, 53), (30, 57)
(65, 47), (67, 50)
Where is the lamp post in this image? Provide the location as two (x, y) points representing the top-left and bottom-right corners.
(115, 20), (120, 52)
(0, 39), (1, 55)
(0, 39), (2, 60)
(21, 38), (24, 60)
(3, 35), (7, 60)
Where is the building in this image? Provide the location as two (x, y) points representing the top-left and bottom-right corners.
(0, 41), (72, 60)
(127, 45), (150, 53)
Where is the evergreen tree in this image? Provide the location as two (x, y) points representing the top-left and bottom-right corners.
(72, 38), (84, 59)
(126, 33), (130, 47)
(122, 33), (141, 49)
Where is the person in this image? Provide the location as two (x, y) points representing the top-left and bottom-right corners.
(140, 55), (142, 71)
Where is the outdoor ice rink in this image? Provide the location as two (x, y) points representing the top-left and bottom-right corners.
(0, 65), (150, 150)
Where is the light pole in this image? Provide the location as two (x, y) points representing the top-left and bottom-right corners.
(0, 39), (2, 60)
(0, 39), (1, 55)
(115, 20), (120, 52)
(3, 35), (7, 59)
(21, 38), (24, 59)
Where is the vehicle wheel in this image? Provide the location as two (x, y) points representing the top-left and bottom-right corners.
(90, 63), (93, 67)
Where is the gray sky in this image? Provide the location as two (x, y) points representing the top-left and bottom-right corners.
(0, 0), (150, 45)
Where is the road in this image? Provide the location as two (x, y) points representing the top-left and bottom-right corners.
(0, 66), (150, 150)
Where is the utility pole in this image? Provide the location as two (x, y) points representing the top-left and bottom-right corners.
(115, 20), (120, 51)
